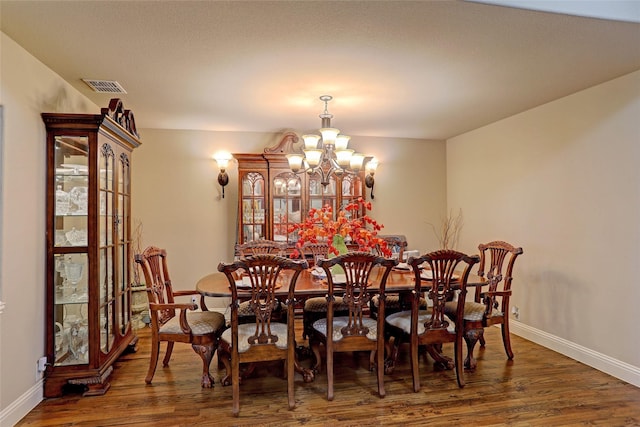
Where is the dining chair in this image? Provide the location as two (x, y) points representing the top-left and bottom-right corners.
(134, 246), (227, 388)
(444, 240), (523, 369)
(235, 239), (287, 322)
(369, 235), (414, 319)
(217, 254), (307, 416)
(301, 242), (349, 339)
(385, 249), (479, 390)
(309, 252), (396, 400)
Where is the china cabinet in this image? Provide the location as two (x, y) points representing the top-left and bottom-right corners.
(234, 132), (365, 247)
(42, 99), (141, 397)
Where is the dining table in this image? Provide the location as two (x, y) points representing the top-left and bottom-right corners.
(196, 265), (486, 380)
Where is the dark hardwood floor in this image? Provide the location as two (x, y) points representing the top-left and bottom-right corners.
(17, 323), (640, 426)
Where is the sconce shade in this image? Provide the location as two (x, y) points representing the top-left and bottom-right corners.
(214, 151), (233, 170)
(365, 157), (379, 174)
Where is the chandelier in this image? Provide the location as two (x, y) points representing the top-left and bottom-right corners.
(286, 95), (378, 196)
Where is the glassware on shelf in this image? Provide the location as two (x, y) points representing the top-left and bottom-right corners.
(65, 227), (87, 246)
(69, 186), (88, 214)
(63, 256), (84, 298)
(67, 319), (88, 361)
(55, 185), (70, 215)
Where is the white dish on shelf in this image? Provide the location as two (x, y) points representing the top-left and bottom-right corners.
(61, 163), (89, 173)
(311, 267), (326, 279)
(395, 262), (410, 271)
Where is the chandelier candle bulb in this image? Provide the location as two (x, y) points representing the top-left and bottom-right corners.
(335, 149), (354, 167)
(334, 135), (351, 151)
(319, 128), (340, 145)
(302, 134), (321, 149)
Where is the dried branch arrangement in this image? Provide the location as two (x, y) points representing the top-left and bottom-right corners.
(131, 218), (144, 285)
(429, 209), (464, 249)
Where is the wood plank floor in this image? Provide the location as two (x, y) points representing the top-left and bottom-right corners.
(17, 324), (640, 426)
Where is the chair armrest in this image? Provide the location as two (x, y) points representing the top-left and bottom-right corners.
(150, 302), (197, 311)
(172, 290), (210, 311)
(484, 290), (512, 297)
(149, 302), (198, 334)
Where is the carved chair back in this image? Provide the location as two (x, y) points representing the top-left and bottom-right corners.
(236, 239), (285, 257)
(135, 246), (176, 327)
(476, 241), (523, 317)
(302, 242), (330, 267)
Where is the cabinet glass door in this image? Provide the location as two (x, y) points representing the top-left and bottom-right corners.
(339, 175), (363, 207)
(241, 172), (266, 242)
(308, 172), (337, 216)
(99, 143), (115, 353)
(117, 152), (131, 336)
(272, 172), (302, 243)
(53, 135), (89, 366)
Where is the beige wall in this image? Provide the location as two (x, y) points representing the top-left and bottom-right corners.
(447, 70), (640, 369)
(0, 32), (99, 421)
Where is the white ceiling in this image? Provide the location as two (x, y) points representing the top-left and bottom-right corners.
(1, 1), (639, 140)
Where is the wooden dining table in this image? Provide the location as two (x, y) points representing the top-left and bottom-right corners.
(195, 266), (447, 299)
(196, 266), (486, 380)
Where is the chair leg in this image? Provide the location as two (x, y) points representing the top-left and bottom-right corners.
(287, 351), (295, 409)
(232, 351), (240, 417)
(502, 320), (514, 360)
(326, 345), (334, 401)
(384, 334), (401, 374)
(376, 340), (386, 398)
(410, 337), (420, 392)
(310, 339), (322, 373)
(162, 342), (174, 367)
(454, 336), (465, 388)
(146, 338), (160, 384)
(192, 344), (215, 388)
(217, 341), (232, 386)
(463, 328), (483, 370)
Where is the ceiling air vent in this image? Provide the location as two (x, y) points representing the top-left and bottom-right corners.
(82, 79), (127, 94)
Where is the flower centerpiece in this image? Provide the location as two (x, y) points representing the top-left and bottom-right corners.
(289, 197), (392, 259)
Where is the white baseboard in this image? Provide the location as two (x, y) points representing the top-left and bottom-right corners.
(0, 378), (43, 427)
(509, 320), (640, 388)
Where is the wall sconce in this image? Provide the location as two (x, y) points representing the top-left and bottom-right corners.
(365, 157), (378, 200)
(213, 151), (232, 198)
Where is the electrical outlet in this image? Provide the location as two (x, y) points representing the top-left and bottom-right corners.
(511, 306), (520, 319)
(36, 356), (47, 380)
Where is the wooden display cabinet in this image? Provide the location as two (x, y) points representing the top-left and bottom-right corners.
(234, 132), (365, 247)
(42, 99), (141, 397)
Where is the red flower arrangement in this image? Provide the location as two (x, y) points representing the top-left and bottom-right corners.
(289, 197), (392, 258)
